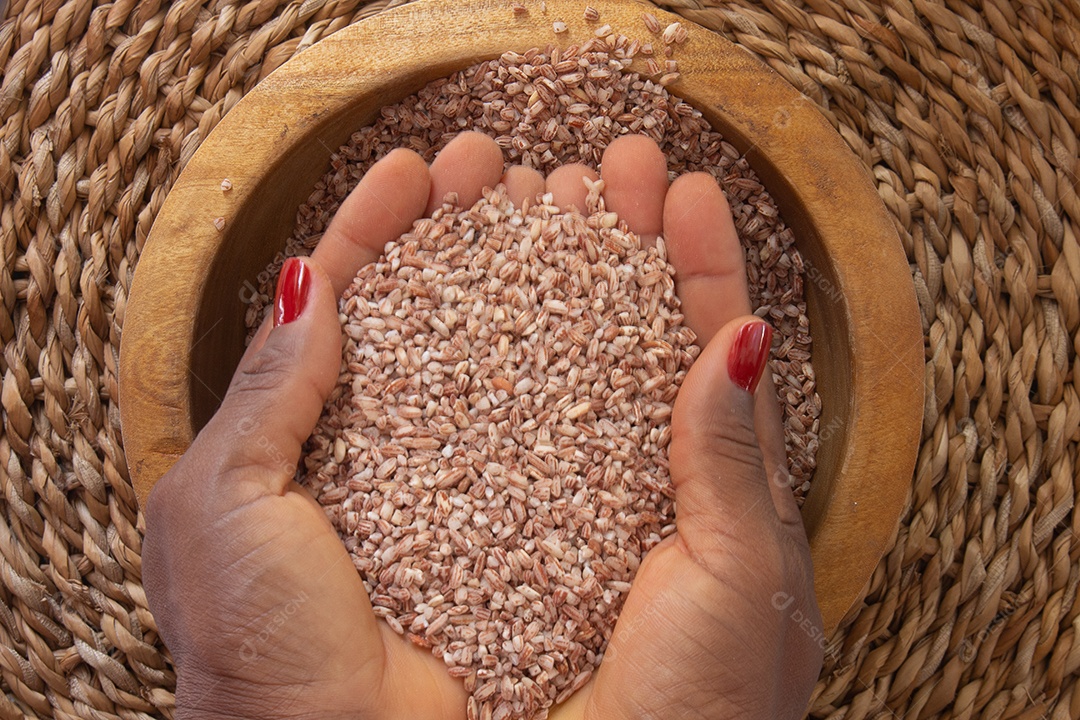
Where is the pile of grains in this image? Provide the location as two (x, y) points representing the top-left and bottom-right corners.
(302, 184), (695, 719)
(246, 40), (821, 491)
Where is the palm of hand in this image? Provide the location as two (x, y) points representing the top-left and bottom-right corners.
(143, 133), (821, 720)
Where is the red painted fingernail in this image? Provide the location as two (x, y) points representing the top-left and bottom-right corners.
(728, 322), (773, 393)
(273, 258), (311, 327)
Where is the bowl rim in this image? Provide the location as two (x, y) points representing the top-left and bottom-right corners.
(119, 0), (923, 635)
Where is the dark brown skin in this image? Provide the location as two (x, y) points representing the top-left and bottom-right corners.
(142, 133), (823, 720)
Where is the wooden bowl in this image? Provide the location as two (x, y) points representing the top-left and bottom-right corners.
(120, 0), (922, 635)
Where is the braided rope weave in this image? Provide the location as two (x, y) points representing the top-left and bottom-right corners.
(0, 0), (1077, 717)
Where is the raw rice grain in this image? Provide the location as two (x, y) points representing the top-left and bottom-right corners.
(304, 188), (695, 719)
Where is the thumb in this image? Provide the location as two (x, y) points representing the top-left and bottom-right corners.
(196, 257), (342, 498)
(670, 317), (778, 555)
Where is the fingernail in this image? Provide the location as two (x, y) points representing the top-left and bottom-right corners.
(728, 321), (773, 393)
(273, 258), (311, 327)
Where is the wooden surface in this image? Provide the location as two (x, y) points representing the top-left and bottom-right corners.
(119, 0), (923, 637)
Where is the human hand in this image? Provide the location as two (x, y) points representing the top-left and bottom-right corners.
(141, 134), (505, 720)
(547, 136), (823, 720)
(141, 132), (822, 720)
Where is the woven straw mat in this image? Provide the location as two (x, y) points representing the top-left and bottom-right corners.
(1, 0), (1078, 717)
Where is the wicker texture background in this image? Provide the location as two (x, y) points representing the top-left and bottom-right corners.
(0, 0), (1077, 717)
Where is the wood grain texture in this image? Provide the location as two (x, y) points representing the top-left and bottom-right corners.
(119, 0), (923, 635)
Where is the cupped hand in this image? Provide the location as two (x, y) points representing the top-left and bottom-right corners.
(554, 137), (823, 720)
(142, 132), (822, 720)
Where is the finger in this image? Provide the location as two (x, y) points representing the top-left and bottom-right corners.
(426, 131), (504, 214)
(546, 163), (598, 213)
(312, 148), (430, 297)
(501, 165), (545, 209)
(662, 172), (750, 340)
(663, 173), (798, 527)
(600, 135), (667, 244)
(670, 317), (790, 564)
(195, 257), (342, 500)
